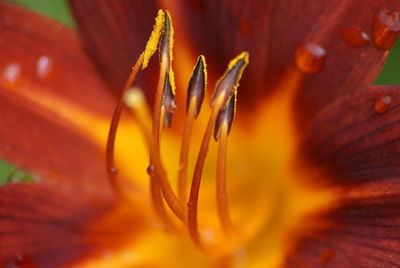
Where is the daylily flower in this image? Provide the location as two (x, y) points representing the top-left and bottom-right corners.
(1, 0), (400, 267)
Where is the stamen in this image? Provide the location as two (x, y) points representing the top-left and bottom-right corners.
(215, 94), (237, 236)
(178, 56), (207, 203)
(106, 53), (144, 193)
(105, 9), (166, 195)
(150, 11), (186, 221)
(150, 175), (180, 232)
(188, 52), (249, 247)
(188, 93), (226, 246)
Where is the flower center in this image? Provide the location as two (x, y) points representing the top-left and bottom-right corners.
(105, 10), (251, 253)
(103, 9), (336, 266)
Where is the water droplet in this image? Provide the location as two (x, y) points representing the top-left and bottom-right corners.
(2, 63), (22, 88)
(146, 164), (155, 176)
(7, 255), (38, 268)
(36, 55), (54, 80)
(374, 93), (392, 114)
(373, 10), (400, 50)
(319, 249), (334, 265)
(295, 42), (326, 73)
(239, 20), (251, 35)
(341, 27), (370, 47)
(110, 167), (118, 174)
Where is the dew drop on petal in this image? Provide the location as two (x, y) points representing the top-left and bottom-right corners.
(373, 10), (400, 50)
(341, 27), (370, 47)
(36, 55), (54, 80)
(7, 255), (38, 268)
(295, 42), (326, 74)
(374, 93), (392, 114)
(2, 63), (22, 88)
(110, 167), (118, 174)
(146, 164), (155, 176)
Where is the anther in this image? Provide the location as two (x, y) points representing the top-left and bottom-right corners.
(187, 55), (207, 118)
(142, 10), (165, 69)
(162, 73), (176, 128)
(178, 56), (207, 203)
(214, 93), (236, 141)
(211, 52), (249, 107)
(159, 11), (174, 70)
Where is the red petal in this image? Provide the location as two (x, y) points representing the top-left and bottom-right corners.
(0, 2), (115, 115)
(0, 2), (116, 185)
(283, 194), (400, 267)
(298, 85), (400, 195)
(160, 0), (400, 112)
(0, 4), (148, 266)
(0, 183), (146, 267)
(68, 0), (159, 100)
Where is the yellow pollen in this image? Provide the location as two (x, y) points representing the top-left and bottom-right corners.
(142, 9), (165, 69)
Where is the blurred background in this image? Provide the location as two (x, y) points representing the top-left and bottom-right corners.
(1, 0), (400, 181)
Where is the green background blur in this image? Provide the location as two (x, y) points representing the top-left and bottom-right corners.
(1, 0), (400, 182)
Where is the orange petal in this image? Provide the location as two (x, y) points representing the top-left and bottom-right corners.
(283, 194), (400, 267)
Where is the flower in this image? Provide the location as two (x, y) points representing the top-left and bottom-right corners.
(0, 0), (400, 267)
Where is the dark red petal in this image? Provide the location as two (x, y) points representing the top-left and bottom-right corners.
(0, 183), (146, 268)
(68, 0), (159, 100)
(164, 1), (400, 116)
(283, 194), (400, 267)
(0, 1), (115, 115)
(298, 85), (400, 195)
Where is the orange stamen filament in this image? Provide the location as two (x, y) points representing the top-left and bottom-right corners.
(150, 174), (180, 232)
(188, 94), (226, 246)
(178, 96), (197, 204)
(106, 53), (144, 193)
(216, 122), (234, 237)
(150, 56), (185, 221)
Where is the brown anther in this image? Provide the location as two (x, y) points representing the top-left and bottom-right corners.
(159, 11), (174, 69)
(162, 73), (176, 128)
(211, 52), (249, 107)
(187, 55), (206, 118)
(214, 92), (236, 141)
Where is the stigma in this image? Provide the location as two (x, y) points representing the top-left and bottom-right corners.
(105, 9), (249, 250)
